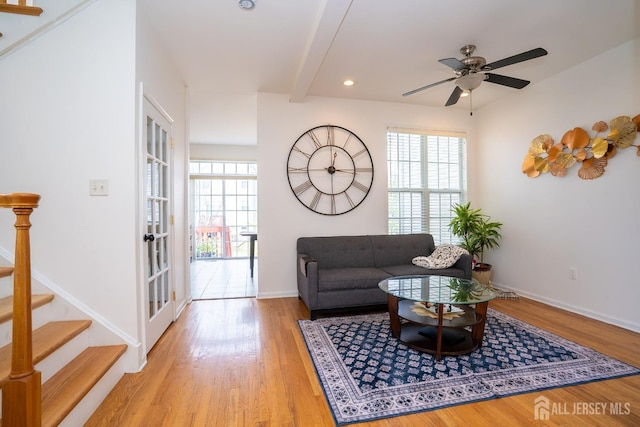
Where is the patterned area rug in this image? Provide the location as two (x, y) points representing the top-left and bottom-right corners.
(298, 310), (639, 425)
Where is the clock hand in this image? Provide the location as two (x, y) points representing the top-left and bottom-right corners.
(326, 152), (338, 174)
(330, 166), (335, 194)
(309, 167), (352, 173)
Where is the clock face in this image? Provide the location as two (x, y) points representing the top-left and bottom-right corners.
(287, 125), (374, 215)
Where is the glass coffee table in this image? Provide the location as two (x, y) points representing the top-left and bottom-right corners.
(379, 275), (497, 360)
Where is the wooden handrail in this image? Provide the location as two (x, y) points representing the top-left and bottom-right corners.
(1, 192), (42, 426)
(0, 0), (43, 16)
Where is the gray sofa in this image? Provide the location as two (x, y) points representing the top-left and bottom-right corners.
(297, 234), (472, 319)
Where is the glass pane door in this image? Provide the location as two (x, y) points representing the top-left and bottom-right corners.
(143, 96), (173, 352)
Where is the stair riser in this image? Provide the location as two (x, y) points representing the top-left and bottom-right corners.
(36, 330), (90, 384)
(0, 303), (53, 347)
(0, 278), (12, 299)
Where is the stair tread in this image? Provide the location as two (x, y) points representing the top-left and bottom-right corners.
(41, 345), (127, 427)
(0, 294), (54, 324)
(0, 267), (12, 279)
(0, 320), (92, 383)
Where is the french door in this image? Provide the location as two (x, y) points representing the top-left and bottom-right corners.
(189, 161), (258, 260)
(143, 96), (174, 351)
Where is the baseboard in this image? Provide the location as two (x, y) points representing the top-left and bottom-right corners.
(491, 281), (640, 333)
(256, 290), (299, 299)
(176, 298), (188, 318)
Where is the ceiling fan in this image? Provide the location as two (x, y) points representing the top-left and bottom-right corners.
(402, 44), (548, 107)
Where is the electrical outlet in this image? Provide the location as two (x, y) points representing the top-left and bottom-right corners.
(569, 267), (578, 280)
(89, 179), (109, 196)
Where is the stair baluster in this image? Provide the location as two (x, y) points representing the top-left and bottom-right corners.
(0, 192), (41, 427)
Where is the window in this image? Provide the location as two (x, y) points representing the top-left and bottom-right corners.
(189, 161), (257, 260)
(387, 129), (466, 244)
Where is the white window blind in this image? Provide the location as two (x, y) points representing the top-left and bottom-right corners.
(387, 128), (466, 244)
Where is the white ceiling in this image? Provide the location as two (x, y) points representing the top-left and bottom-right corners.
(138, 0), (640, 144)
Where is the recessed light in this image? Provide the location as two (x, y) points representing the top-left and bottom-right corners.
(343, 80), (354, 86)
(239, 0), (255, 11)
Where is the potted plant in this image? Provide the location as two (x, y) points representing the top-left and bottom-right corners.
(449, 202), (503, 285)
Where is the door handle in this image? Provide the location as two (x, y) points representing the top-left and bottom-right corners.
(144, 234), (155, 242)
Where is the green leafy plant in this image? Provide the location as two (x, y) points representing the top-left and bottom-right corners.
(449, 202), (503, 267)
(448, 278), (482, 302)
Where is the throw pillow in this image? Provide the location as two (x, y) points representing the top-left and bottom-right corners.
(412, 244), (468, 269)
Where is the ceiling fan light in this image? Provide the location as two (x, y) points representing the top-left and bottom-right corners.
(457, 73), (485, 91)
(460, 91), (470, 98)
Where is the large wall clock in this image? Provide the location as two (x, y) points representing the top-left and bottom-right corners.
(287, 124), (374, 215)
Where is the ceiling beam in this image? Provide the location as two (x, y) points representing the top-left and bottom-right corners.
(289, 0), (352, 103)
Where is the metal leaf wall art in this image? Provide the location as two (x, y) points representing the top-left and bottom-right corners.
(522, 114), (640, 179)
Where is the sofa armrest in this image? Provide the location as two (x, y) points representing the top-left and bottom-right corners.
(299, 255), (316, 277)
(453, 253), (473, 280)
(297, 253), (319, 310)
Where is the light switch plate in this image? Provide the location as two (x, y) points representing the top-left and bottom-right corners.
(89, 179), (109, 196)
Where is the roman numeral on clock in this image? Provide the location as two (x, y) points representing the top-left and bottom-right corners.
(352, 148), (368, 158)
(326, 126), (334, 146)
(352, 180), (369, 192)
(307, 130), (322, 149)
(355, 167), (373, 174)
(310, 191), (322, 210)
(344, 192), (355, 208)
(293, 180), (313, 195)
(292, 146), (311, 158)
(287, 166), (307, 173)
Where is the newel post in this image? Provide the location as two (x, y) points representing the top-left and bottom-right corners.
(1, 193), (42, 427)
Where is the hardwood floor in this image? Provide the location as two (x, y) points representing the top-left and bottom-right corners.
(85, 296), (640, 426)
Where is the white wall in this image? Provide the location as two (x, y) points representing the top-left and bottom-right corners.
(0, 0), (140, 342)
(136, 5), (189, 342)
(190, 143), (257, 161)
(0, 0), (91, 57)
(189, 91), (257, 145)
(256, 93), (472, 298)
(475, 38), (640, 331)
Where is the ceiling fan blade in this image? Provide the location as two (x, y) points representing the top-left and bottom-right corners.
(484, 47), (548, 71)
(445, 86), (463, 106)
(438, 57), (466, 71)
(485, 73), (530, 89)
(402, 77), (457, 97)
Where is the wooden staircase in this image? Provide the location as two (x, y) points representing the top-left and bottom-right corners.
(0, 193), (127, 426)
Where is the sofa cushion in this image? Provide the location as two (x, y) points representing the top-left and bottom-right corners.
(297, 236), (375, 269)
(381, 265), (468, 279)
(370, 234), (435, 268)
(378, 264), (433, 276)
(318, 267), (391, 292)
(412, 245), (469, 269)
